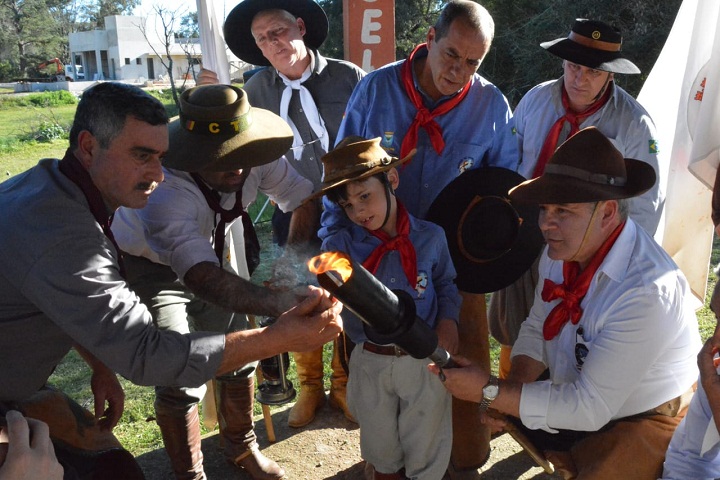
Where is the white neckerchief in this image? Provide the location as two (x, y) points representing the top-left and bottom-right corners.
(277, 54), (329, 160)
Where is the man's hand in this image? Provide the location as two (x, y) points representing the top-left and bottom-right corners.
(428, 355), (488, 403)
(268, 286), (343, 353)
(197, 68), (220, 86)
(90, 365), (125, 431)
(0, 411), (63, 480)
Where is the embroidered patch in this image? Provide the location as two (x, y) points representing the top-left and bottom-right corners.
(381, 132), (395, 151)
(415, 271), (428, 297)
(511, 126), (517, 135)
(649, 139), (659, 154)
(458, 157), (474, 174)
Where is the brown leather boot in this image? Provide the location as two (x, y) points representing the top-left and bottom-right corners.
(288, 347), (326, 428)
(216, 377), (286, 480)
(155, 405), (205, 480)
(328, 337), (357, 423)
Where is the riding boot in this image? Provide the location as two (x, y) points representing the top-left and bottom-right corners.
(216, 377), (286, 480)
(288, 347), (326, 427)
(155, 405), (205, 480)
(328, 336), (356, 423)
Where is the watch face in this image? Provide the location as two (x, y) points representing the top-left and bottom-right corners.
(483, 384), (499, 400)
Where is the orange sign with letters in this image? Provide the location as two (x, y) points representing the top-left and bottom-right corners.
(342, 0), (396, 72)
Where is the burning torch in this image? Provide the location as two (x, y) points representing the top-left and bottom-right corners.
(307, 251), (456, 374)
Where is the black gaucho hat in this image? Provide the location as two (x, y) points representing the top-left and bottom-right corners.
(426, 168), (544, 294)
(541, 18), (640, 74)
(224, 0), (329, 67)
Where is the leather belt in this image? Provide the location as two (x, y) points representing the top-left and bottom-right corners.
(363, 342), (407, 357)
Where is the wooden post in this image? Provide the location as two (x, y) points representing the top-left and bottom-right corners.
(451, 291), (491, 470)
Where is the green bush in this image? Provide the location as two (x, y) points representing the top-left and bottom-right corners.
(0, 90), (78, 109)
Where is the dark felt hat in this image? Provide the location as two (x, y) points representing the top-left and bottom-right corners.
(426, 168), (544, 294)
(223, 0), (329, 67)
(304, 136), (415, 202)
(163, 84), (293, 173)
(509, 127), (656, 204)
(541, 18), (640, 74)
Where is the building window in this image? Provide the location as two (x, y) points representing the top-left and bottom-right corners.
(136, 58), (142, 65)
(124, 58), (130, 65)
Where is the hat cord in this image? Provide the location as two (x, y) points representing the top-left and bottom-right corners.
(568, 202), (601, 264)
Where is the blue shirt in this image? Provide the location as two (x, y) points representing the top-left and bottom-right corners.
(662, 381), (720, 479)
(322, 214), (461, 344)
(319, 46), (518, 239)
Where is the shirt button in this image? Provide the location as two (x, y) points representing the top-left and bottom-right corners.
(390, 278), (396, 283)
(424, 184), (429, 188)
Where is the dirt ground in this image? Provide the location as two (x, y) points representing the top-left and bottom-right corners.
(135, 397), (560, 480)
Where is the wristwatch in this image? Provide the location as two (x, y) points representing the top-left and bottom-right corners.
(479, 374), (499, 411)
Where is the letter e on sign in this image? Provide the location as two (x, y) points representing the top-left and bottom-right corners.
(343, 0), (396, 72)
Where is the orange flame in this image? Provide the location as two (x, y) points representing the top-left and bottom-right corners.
(307, 251), (354, 282)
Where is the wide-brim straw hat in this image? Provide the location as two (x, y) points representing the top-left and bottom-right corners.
(224, 0), (329, 67)
(163, 84), (293, 172)
(509, 127), (656, 204)
(304, 136), (415, 202)
(426, 168), (544, 294)
(541, 18), (640, 74)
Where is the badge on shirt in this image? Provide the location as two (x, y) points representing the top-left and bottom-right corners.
(415, 271), (428, 297)
(382, 132), (395, 152)
(575, 325), (589, 371)
(649, 139), (659, 154)
(458, 157), (474, 174)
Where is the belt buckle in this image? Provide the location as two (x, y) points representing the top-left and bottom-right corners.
(393, 345), (404, 356)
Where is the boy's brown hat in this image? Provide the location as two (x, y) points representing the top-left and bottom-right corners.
(304, 136), (415, 201)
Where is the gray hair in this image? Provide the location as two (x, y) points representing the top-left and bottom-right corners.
(69, 82), (168, 150)
(434, 0), (495, 48)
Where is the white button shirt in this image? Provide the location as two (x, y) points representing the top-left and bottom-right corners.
(512, 219), (701, 433)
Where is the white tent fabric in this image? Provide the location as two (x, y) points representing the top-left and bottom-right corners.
(637, 0), (720, 305)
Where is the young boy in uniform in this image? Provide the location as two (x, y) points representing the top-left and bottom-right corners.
(306, 136), (461, 479)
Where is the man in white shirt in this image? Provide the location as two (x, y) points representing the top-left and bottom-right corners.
(431, 127), (700, 479)
(112, 84), (318, 480)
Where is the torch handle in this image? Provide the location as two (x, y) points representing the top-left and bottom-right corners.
(428, 347), (457, 369)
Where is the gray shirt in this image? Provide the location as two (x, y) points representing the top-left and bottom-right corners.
(0, 158), (224, 402)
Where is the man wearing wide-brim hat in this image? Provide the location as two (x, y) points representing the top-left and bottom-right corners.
(215, 0), (365, 429)
(431, 127), (701, 479)
(489, 17), (665, 385)
(112, 84), (319, 480)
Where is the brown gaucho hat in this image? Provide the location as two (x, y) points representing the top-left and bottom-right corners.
(509, 127), (656, 204)
(541, 18), (640, 74)
(163, 84), (293, 172)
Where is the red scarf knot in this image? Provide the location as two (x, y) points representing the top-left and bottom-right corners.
(400, 43), (471, 161)
(532, 83), (612, 178)
(362, 202), (418, 288)
(541, 221), (626, 340)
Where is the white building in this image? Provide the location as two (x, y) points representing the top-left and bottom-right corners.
(68, 15), (245, 83)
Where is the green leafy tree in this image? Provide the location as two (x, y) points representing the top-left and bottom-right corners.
(0, 0), (69, 78)
(82, 0), (139, 29)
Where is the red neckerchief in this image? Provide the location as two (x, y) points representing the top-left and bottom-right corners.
(58, 150), (125, 278)
(190, 172), (259, 268)
(532, 84), (612, 178)
(541, 221), (625, 340)
(400, 43), (472, 160)
(362, 201), (418, 287)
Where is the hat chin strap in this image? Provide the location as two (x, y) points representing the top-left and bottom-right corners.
(379, 173), (394, 231)
(568, 202), (601, 265)
(592, 77), (613, 103)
